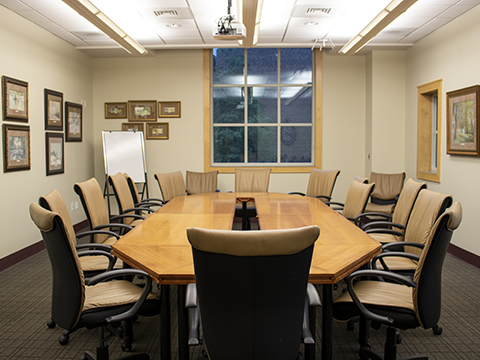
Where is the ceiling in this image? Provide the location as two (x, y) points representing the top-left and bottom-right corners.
(1, 0), (479, 57)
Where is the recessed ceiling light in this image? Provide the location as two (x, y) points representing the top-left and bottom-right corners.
(304, 21), (319, 26)
(167, 23), (181, 28)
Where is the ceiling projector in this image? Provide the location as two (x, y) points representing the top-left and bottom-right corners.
(213, 1), (246, 40)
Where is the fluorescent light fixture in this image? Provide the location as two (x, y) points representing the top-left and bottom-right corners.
(238, 0), (263, 47)
(62, 0), (147, 55)
(339, 0), (417, 55)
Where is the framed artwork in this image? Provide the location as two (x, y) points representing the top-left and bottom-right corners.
(122, 122), (144, 133)
(44, 89), (63, 131)
(128, 100), (157, 121)
(159, 101), (181, 118)
(105, 102), (127, 119)
(2, 76), (28, 122)
(46, 132), (64, 175)
(146, 122), (169, 140)
(3, 124), (30, 172)
(65, 102), (82, 142)
(446, 85), (480, 156)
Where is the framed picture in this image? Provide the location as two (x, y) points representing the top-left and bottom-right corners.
(105, 102), (127, 119)
(65, 102), (82, 142)
(3, 124), (30, 172)
(44, 89), (63, 131)
(122, 122), (144, 133)
(128, 100), (157, 121)
(446, 85), (480, 156)
(46, 132), (64, 175)
(146, 122), (169, 140)
(2, 76), (28, 122)
(159, 101), (181, 118)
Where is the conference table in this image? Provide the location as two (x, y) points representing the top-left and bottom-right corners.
(111, 192), (381, 360)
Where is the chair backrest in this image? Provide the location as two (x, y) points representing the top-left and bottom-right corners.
(29, 202), (85, 331)
(74, 178), (110, 243)
(391, 178), (427, 227)
(343, 180), (375, 219)
(154, 171), (185, 202)
(235, 168), (271, 192)
(187, 225), (320, 360)
(369, 172), (406, 204)
(108, 172), (136, 226)
(39, 190), (77, 247)
(355, 176), (369, 184)
(186, 170), (218, 195)
(412, 202), (462, 329)
(403, 189), (453, 256)
(305, 169), (340, 201)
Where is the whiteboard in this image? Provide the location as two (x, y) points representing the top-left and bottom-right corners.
(102, 131), (146, 183)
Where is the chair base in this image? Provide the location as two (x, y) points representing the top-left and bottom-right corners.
(82, 345), (150, 360)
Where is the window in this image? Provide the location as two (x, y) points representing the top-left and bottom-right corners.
(204, 48), (322, 173)
(417, 79), (442, 182)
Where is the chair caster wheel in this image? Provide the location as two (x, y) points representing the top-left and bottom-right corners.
(432, 325), (443, 335)
(58, 334), (69, 345)
(47, 319), (56, 328)
(122, 342), (132, 352)
(395, 329), (402, 344)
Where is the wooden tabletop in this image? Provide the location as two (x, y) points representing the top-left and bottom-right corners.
(112, 192), (381, 285)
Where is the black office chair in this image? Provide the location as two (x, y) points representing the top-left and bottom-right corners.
(333, 202), (462, 360)
(186, 225), (320, 360)
(364, 172), (406, 215)
(29, 202), (160, 360)
(124, 173), (164, 209)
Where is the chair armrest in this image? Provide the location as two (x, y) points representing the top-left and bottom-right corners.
(135, 201), (164, 209)
(92, 222), (133, 232)
(365, 228), (404, 237)
(76, 249), (116, 271)
(122, 207), (152, 215)
(75, 243), (112, 252)
(371, 251), (420, 271)
(288, 192), (306, 196)
(313, 195), (331, 201)
(76, 230), (120, 242)
(362, 220), (403, 232)
(86, 269), (154, 324)
(307, 283), (321, 306)
(382, 241), (425, 252)
(345, 269), (417, 326)
(324, 201), (344, 211)
(185, 283), (197, 308)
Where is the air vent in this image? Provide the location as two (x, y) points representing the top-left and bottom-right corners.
(154, 10), (179, 17)
(306, 8), (331, 15)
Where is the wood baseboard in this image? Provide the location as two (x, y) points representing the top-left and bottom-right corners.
(448, 243), (480, 268)
(0, 219), (88, 273)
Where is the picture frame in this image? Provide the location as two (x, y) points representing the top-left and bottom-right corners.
(2, 76), (28, 122)
(65, 102), (82, 142)
(159, 101), (181, 118)
(128, 100), (157, 121)
(105, 102), (127, 119)
(3, 124), (30, 172)
(146, 122), (169, 140)
(46, 132), (64, 175)
(446, 85), (480, 156)
(122, 122), (144, 133)
(44, 89), (63, 131)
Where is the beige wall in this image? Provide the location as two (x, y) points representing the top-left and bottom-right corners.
(405, 4), (480, 255)
(0, 6), (94, 259)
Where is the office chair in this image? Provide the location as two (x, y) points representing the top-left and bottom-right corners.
(370, 189), (453, 278)
(357, 178), (427, 244)
(289, 169), (340, 202)
(74, 178), (136, 245)
(29, 202), (161, 359)
(154, 171), (186, 203)
(124, 173), (164, 208)
(187, 225), (321, 360)
(185, 170), (219, 195)
(364, 172), (406, 215)
(333, 202), (462, 360)
(39, 189), (122, 278)
(325, 179), (375, 223)
(355, 176), (369, 184)
(234, 167), (272, 229)
(108, 172), (154, 227)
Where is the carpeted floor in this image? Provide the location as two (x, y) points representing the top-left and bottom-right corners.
(1, 248), (480, 359)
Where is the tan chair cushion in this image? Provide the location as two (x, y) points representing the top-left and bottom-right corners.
(155, 171), (185, 202)
(343, 180), (375, 219)
(109, 172), (138, 226)
(364, 202), (395, 215)
(370, 232), (403, 244)
(187, 225), (319, 256)
(84, 280), (159, 312)
(355, 176), (368, 184)
(186, 170), (218, 195)
(391, 178), (426, 226)
(370, 172), (405, 201)
(235, 168), (271, 192)
(80, 256), (122, 271)
(305, 169), (340, 201)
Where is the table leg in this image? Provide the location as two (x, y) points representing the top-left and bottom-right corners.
(160, 284), (171, 360)
(178, 285), (189, 360)
(322, 284), (333, 360)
